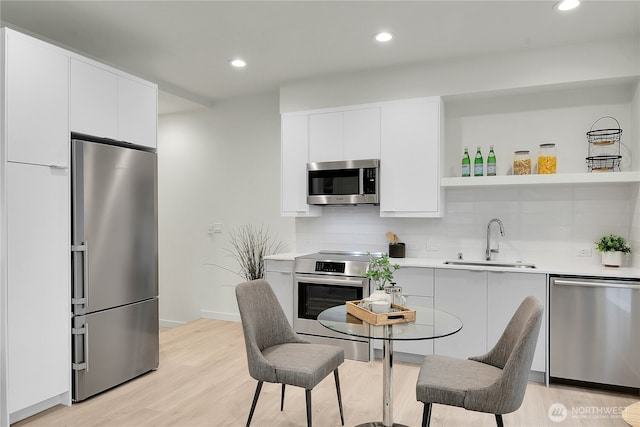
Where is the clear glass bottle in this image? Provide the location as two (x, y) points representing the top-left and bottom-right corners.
(461, 147), (471, 177)
(474, 146), (484, 176)
(538, 143), (557, 174)
(487, 145), (497, 176)
(513, 150), (531, 175)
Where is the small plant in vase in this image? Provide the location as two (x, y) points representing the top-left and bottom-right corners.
(364, 252), (400, 300)
(595, 234), (632, 267)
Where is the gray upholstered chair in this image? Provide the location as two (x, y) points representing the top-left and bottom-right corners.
(235, 279), (345, 427)
(416, 295), (543, 427)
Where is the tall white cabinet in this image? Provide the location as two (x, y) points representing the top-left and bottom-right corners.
(1, 28), (71, 426)
(0, 28), (158, 426)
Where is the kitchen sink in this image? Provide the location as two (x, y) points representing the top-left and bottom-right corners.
(443, 260), (537, 269)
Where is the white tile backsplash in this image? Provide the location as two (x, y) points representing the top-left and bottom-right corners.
(296, 183), (638, 267)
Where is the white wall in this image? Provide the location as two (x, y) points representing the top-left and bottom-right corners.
(157, 91), (294, 326)
(280, 37), (639, 113)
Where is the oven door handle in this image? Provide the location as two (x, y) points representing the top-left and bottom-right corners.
(297, 276), (366, 287)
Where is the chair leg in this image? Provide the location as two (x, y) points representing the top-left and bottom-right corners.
(495, 414), (504, 427)
(422, 402), (432, 427)
(334, 369), (344, 425)
(305, 389), (312, 427)
(280, 384), (285, 411)
(246, 381), (263, 427)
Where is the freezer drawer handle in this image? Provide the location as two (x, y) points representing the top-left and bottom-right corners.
(554, 279), (640, 289)
(71, 324), (89, 372)
(71, 242), (89, 305)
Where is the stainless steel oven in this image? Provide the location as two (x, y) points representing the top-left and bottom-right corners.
(294, 251), (373, 362)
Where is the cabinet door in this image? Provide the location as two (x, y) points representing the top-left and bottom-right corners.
(434, 269), (487, 358)
(5, 30), (69, 167)
(343, 108), (380, 160)
(7, 162), (70, 414)
(309, 112), (343, 162)
(281, 115), (320, 217)
(265, 260), (294, 325)
(380, 98), (442, 217)
(118, 76), (157, 148)
(391, 268), (434, 356)
(488, 272), (546, 372)
(70, 58), (118, 140)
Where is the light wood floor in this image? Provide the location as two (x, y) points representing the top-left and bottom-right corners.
(14, 318), (639, 427)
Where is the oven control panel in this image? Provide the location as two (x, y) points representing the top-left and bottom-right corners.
(315, 261), (346, 273)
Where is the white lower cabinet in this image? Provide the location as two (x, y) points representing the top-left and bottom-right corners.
(374, 267), (435, 357)
(433, 268), (547, 374)
(487, 271), (546, 372)
(7, 162), (70, 417)
(264, 260), (294, 325)
(434, 269), (488, 359)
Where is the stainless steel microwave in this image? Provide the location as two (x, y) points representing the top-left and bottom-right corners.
(307, 159), (379, 205)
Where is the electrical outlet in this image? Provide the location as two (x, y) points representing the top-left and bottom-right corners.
(576, 248), (592, 257)
(304, 239), (312, 247)
(426, 241), (439, 251)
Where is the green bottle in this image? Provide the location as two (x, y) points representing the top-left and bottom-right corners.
(474, 146), (484, 176)
(487, 145), (496, 176)
(461, 147), (471, 177)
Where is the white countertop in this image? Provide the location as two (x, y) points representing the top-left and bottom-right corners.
(265, 253), (640, 280)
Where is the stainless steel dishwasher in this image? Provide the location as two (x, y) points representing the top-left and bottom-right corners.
(550, 275), (640, 391)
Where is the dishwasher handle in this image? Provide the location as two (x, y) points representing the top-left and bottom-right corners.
(553, 279), (640, 290)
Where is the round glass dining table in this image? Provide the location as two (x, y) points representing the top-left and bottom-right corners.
(318, 304), (463, 427)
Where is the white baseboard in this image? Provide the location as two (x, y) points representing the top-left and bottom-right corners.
(201, 310), (240, 323)
(159, 319), (185, 328)
(10, 392), (69, 424)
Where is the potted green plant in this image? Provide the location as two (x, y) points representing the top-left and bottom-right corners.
(364, 252), (400, 299)
(595, 234), (632, 267)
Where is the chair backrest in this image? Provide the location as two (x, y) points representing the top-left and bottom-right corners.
(235, 279), (302, 382)
(467, 296), (543, 414)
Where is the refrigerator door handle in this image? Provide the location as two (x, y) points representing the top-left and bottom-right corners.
(71, 241), (89, 305)
(72, 324), (89, 372)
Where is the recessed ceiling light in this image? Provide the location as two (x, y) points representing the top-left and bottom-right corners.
(554, 0), (580, 11)
(230, 58), (247, 68)
(374, 32), (393, 42)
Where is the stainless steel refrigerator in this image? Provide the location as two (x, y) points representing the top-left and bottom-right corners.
(71, 135), (159, 402)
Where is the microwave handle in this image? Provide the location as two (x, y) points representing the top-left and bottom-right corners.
(359, 168), (364, 195)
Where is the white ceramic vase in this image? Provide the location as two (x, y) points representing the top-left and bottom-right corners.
(601, 251), (622, 267)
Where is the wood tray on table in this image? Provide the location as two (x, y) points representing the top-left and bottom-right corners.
(346, 300), (416, 326)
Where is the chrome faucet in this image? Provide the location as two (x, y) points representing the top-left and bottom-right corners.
(485, 218), (505, 261)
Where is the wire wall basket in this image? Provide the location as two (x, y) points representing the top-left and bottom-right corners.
(586, 155), (622, 172)
(586, 116), (622, 172)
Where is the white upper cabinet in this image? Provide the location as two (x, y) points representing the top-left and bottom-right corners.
(118, 75), (157, 148)
(281, 115), (321, 217)
(309, 112), (343, 162)
(70, 59), (119, 140)
(308, 107), (380, 162)
(4, 29), (69, 167)
(380, 97), (443, 217)
(70, 58), (157, 149)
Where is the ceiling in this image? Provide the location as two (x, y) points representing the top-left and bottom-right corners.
(1, 1), (639, 114)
